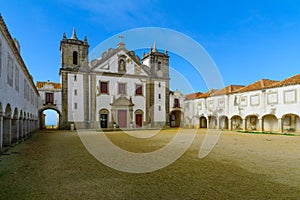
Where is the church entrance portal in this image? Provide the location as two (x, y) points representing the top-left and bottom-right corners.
(118, 110), (127, 128)
(136, 114), (142, 128)
(100, 114), (108, 128)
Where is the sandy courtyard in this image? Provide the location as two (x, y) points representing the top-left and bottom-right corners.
(0, 129), (299, 199)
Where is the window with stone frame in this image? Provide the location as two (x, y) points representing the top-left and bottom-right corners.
(174, 98), (180, 108)
(135, 84), (143, 95)
(7, 56), (13, 87)
(100, 81), (109, 94)
(15, 65), (19, 92)
(0, 41), (2, 77)
(45, 92), (54, 104)
(73, 51), (78, 65)
(157, 61), (161, 70)
(118, 83), (126, 95)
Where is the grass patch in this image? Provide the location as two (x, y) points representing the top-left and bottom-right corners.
(237, 130), (296, 136)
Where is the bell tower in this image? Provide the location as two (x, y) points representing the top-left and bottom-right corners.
(142, 43), (170, 127)
(59, 28), (89, 129)
(60, 28), (89, 69)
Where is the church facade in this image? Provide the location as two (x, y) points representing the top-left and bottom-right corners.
(59, 30), (170, 129)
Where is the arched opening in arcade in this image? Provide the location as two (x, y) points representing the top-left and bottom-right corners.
(169, 110), (182, 127)
(39, 108), (61, 130)
(219, 116), (229, 130)
(262, 114), (278, 132)
(231, 115), (242, 130)
(281, 114), (300, 133)
(199, 116), (207, 128)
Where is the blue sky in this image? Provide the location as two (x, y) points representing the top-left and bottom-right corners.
(1, 0), (300, 94)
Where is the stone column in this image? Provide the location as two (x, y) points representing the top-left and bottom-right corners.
(19, 118), (23, 139)
(16, 118), (19, 141)
(278, 118), (282, 133)
(258, 118), (263, 132)
(83, 73), (89, 129)
(228, 119), (232, 130)
(242, 118), (246, 131)
(61, 71), (69, 129)
(90, 74), (96, 128)
(217, 117), (220, 130)
(23, 119), (26, 137)
(206, 117), (209, 129)
(8, 118), (12, 145)
(0, 114), (3, 149)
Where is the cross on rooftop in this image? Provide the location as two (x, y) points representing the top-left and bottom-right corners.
(119, 35), (124, 43)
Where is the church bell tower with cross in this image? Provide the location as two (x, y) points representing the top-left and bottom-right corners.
(59, 28), (90, 129)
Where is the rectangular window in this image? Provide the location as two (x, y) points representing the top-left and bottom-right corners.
(157, 61), (161, 71)
(158, 105), (161, 111)
(100, 81), (109, 94)
(45, 92), (54, 104)
(15, 65), (19, 92)
(74, 102), (78, 109)
(74, 75), (77, 81)
(158, 82), (161, 88)
(158, 93), (161, 99)
(24, 79), (26, 99)
(174, 98), (180, 108)
(118, 83), (126, 95)
(7, 56), (13, 87)
(74, 89), (77, 96)
(135, 84), (143, 95)
(0, 42), (2, 77)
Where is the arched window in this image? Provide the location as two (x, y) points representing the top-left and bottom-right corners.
(157, 61), (161, 70)
(73, 51), (78, 65)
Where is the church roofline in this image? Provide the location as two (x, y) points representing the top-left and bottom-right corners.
(0, 14), (39, 96)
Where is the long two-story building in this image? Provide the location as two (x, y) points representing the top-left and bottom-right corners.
(184, 75), (300, 133)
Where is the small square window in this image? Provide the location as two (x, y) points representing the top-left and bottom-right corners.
(135, 84), (143, 95)
(100, 81), (109, 94)
(118, 83), (126, 95)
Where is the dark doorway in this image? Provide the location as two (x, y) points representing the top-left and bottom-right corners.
(136, 114), (142, 128)
(199, 116), (207, 128)
(100, 114), (108, 128)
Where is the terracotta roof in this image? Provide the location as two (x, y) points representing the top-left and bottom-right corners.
(199, 89), (218, 98)
(271, 74), (300, 87)
(235, 79), (279, 93)
(36, 81), (62, 89)
(211, 85), (245, 96)
(185, 92), (203, 100)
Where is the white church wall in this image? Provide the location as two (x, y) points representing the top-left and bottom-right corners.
(0, 31), (39, 119)
(68, 73), (84, 122)
(154, 80), (166, 123)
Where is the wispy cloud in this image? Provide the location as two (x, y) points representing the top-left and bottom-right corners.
(60, 0), (166, 31)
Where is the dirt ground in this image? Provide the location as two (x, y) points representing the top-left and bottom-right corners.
(0, 129), (299, 199)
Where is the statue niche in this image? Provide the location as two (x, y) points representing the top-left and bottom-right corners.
(118, 55), (127, 73)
